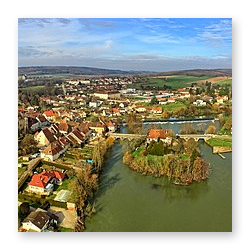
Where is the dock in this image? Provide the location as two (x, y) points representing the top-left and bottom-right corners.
(218, 153), (226, 159)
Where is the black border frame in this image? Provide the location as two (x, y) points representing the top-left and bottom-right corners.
(12, 13), (244, 245)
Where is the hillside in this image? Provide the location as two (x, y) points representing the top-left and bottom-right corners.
(153, 69), (232, 77)
(18, 66), (143, 76)
(18, 66), (232, 77)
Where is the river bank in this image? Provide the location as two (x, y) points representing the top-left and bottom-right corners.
(205, 137), (232, 154)
(83, 119), (231, 231)
(85, 140), (232, 232)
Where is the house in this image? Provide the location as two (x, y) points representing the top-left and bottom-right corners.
(135, 106), (147, 113)
(106, 120), (116, 132)
(34, 128), (57, 146)
(22, 209), (58, 232)
(112, 108), (121, 116)
(40, 141), (65, 161)
(216, 96), (228, 104)
(179, 92), (190, 99)
(67, 129), (85, 145)
(193, 99), (206, 106)
(58, 137), (71, 151)
(58, 121), (70, 135)
(149, 107), (162, 114)
(43, 110), (55, 122)
(29, 115), (50, 132)
(49, 124), (60, 137)
(167, 97), (176, 103)
(89, 122), (107, 136)
(28, 171), (54, 195)
(28, 170), (66, 195)
(89, 101), (99, 108)
(147, 129), (174, 145)
(158, 98), (167, 105)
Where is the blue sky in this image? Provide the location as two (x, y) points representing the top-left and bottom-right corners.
(18, 18), (232, 71)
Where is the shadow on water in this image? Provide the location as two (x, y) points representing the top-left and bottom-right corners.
(95, 173), (121, 198)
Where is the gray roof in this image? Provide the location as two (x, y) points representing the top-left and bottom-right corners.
(23, 211), (50, 230)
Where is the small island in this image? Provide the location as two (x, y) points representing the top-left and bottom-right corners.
(123, 128), (211, 186)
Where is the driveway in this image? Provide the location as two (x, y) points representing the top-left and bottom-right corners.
(48, 206), (77, 230)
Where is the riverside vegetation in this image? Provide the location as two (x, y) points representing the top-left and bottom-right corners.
(122, 136), (211, 186)
(70, 137), (115, 231)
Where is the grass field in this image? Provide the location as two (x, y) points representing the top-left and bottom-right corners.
(206, 138), (232, 148)
(135, 76), (211, 89)
(20, 85), (45, 93)
(161, 102), (187, 112)
(137, 101), (187, 112)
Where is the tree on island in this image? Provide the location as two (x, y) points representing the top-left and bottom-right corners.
(192, 157), (210, 182)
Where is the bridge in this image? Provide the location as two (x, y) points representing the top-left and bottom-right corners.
(178, 134), (213, 141)
(107, 132), (231, 142)
(178, 134), (231, 141)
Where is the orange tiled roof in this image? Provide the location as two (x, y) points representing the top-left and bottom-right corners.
(147, 129), (173, 139)
(43, 110), (54, 117)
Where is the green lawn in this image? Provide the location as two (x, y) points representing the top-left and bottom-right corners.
(56, 177), (76, 192)
(206, 138), (232, 148)
(179, 154), (190, 159)
(161, 102), (187, 112)
(132, 146), (145, 157)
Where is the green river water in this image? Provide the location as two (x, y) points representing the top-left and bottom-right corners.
(85, 121), (232, 232)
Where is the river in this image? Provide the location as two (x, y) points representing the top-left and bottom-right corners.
(85, 120), (232, 232)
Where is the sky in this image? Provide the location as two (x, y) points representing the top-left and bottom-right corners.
(18, 18), (232, 71)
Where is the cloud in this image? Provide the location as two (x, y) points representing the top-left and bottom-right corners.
(18, 46), (53, 58)
(196, 19), (232, 45)
(137, 34), (181, 44)
(18, 18), (72, 27)
(77, 18), (116, 29)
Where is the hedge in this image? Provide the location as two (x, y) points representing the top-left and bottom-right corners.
(41, 160), (71, 170)
(64, 153), (76, 159)
(18, 193), (67, 209)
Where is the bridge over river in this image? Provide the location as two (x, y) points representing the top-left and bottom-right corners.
(107, 132), (231, 142)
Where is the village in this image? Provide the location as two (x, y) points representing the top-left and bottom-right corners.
(18, 74), (232, 232)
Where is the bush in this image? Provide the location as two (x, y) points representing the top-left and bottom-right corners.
(147, 141), (165, 156)
(18, 193), (67, 209)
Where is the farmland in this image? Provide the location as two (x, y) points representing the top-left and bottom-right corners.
(134, 75), (212, 89)
(213, 78), (232, 86)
